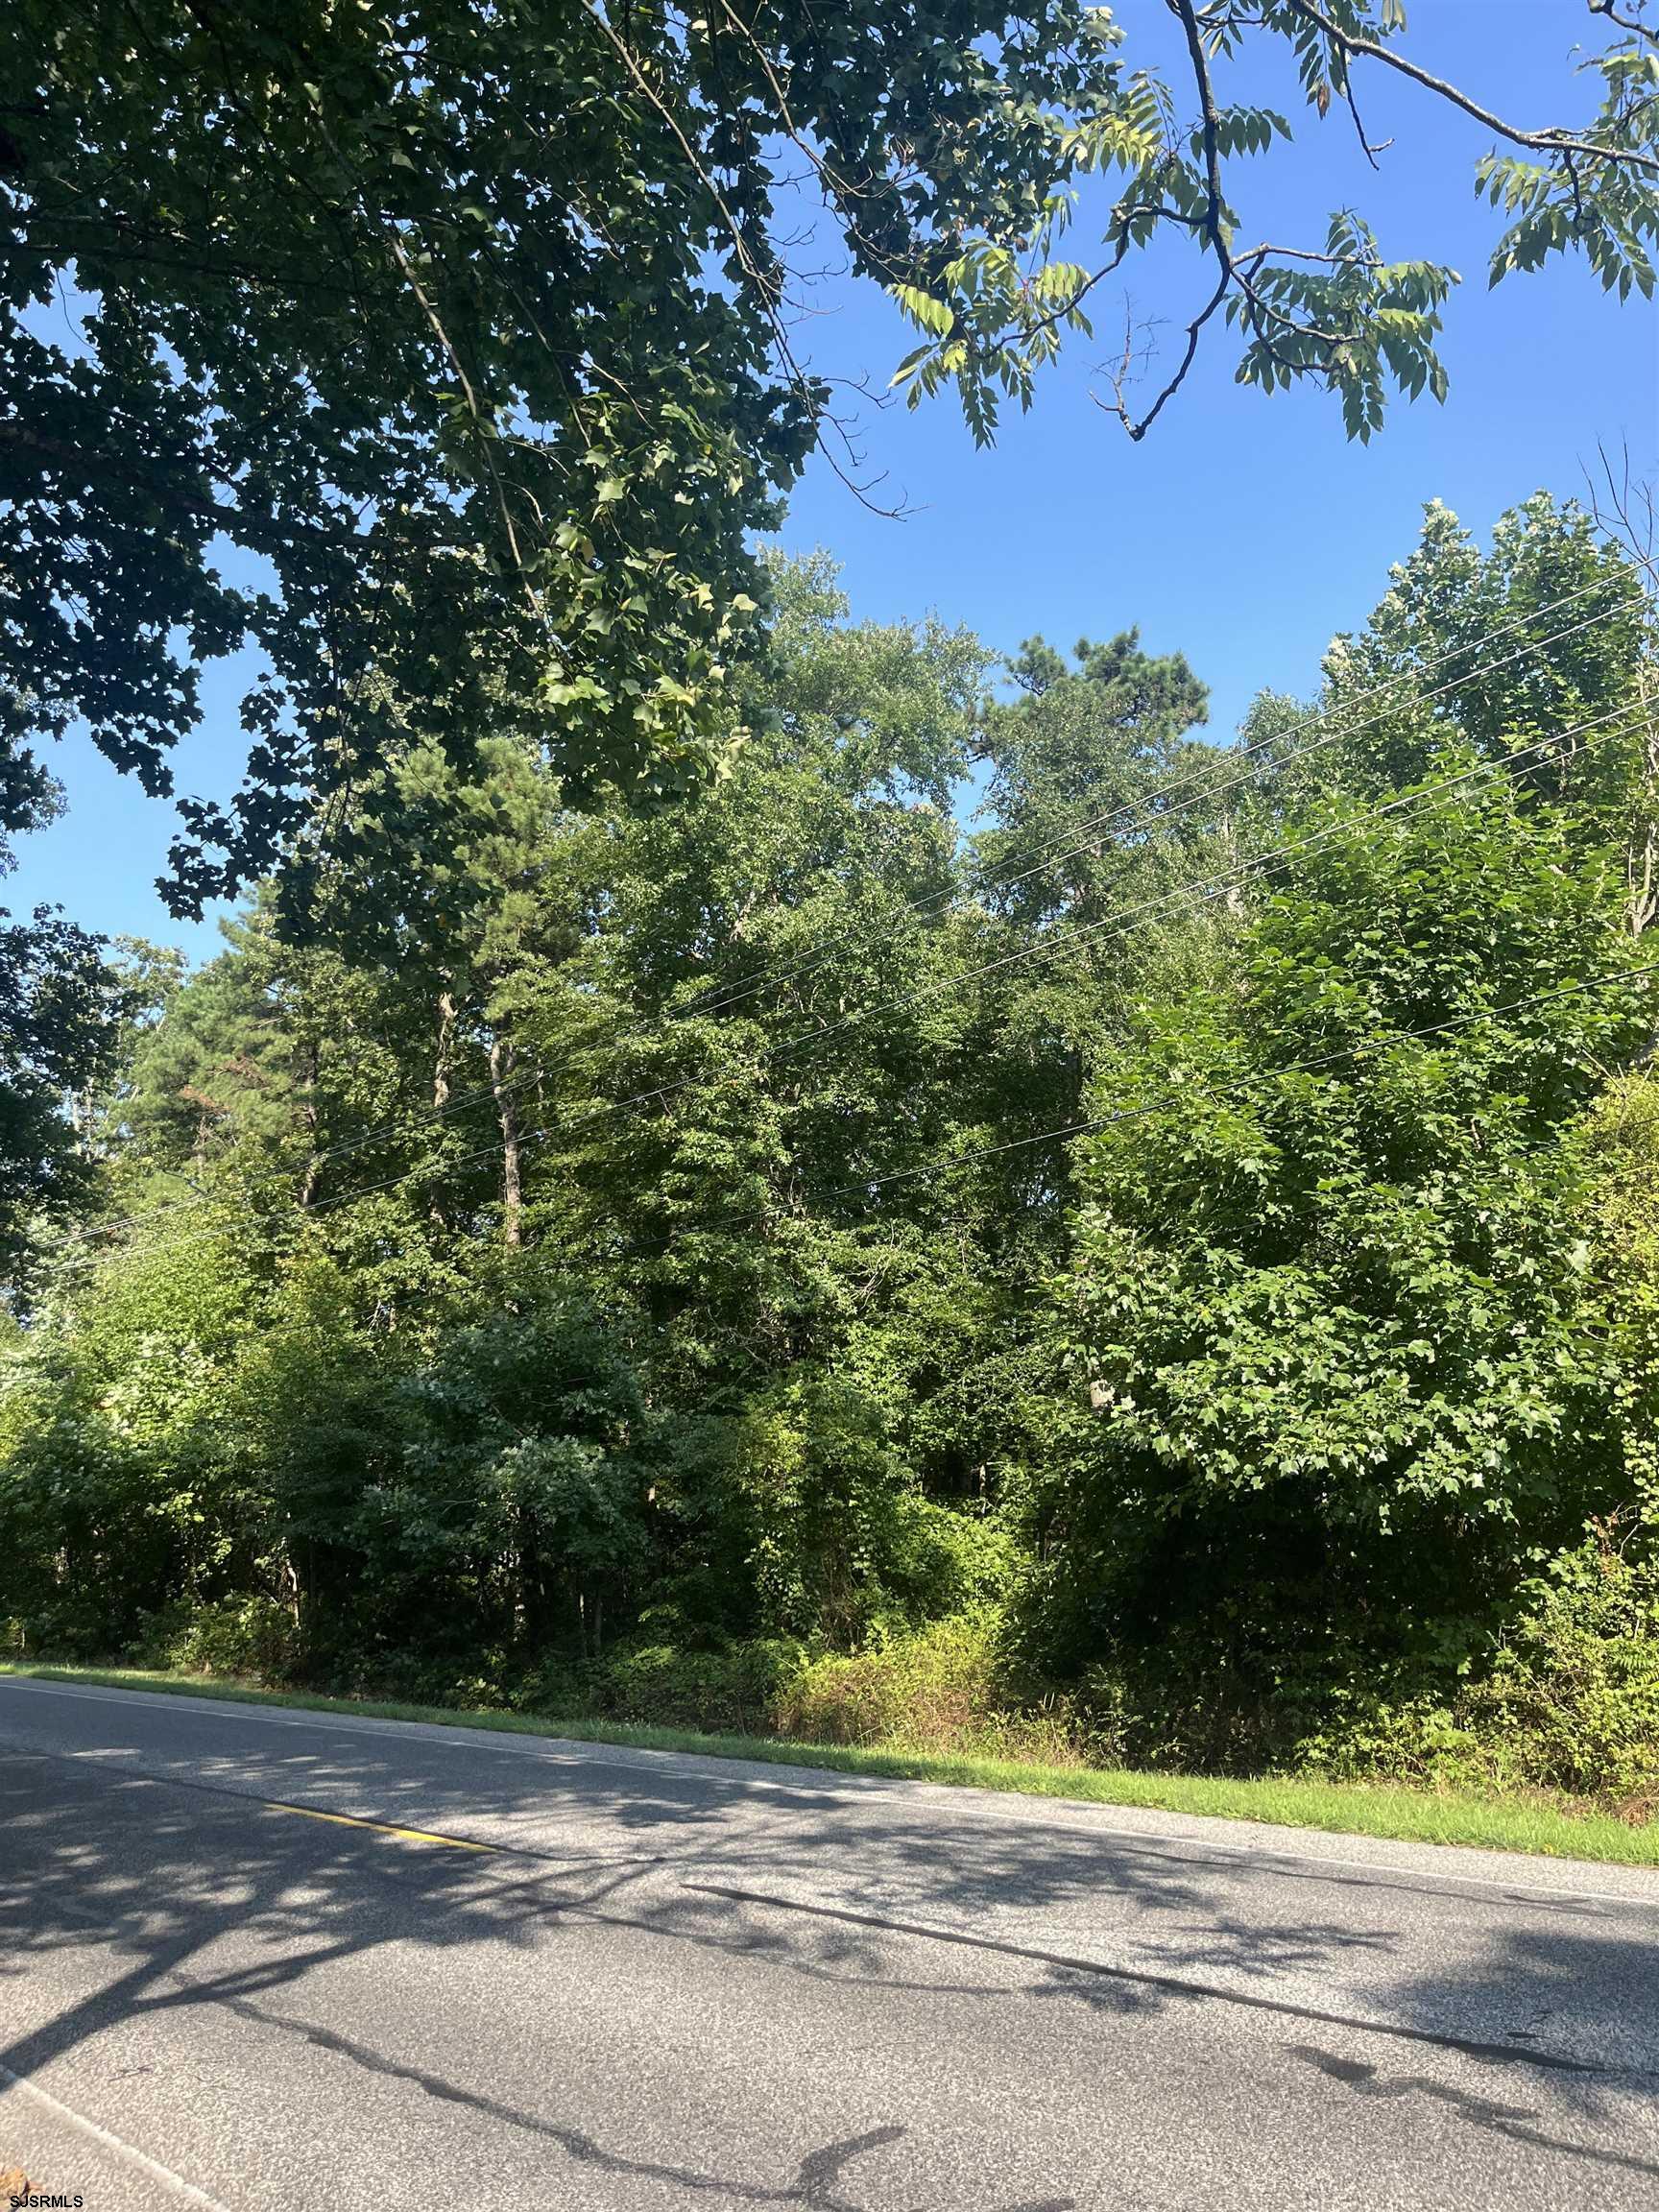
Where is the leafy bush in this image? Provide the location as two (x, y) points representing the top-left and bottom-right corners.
(1286, 1523), (1659, 1811)
(589, 1637), (808, 1735)
(878, 1501), (1021, 1624)
(775, 1612), (1092, 1763)
(131, 1595), (299, 1680)
(1032, 761), (1655, 1708)
(1461, 1527), (1659, 1808)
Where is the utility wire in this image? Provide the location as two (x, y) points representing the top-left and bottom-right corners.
(757, 698), (1650, 1070)
(29, 946), (1659, 1322)
(312, 696), (1652, 1173)
(58, 581), (1649, 1257)
(612, 954), (1659, 1264)
(53, 698), (1652, 1278)
(674, 573), (1647, 1023)
(348, 578), (1653, 1111)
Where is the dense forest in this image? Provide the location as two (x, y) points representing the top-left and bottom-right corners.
(5, 493), (1659, 1800)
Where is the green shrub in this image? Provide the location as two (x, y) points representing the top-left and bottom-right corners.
(130, 1595), (299, 1681)
(73, 1530), (1659, 1820)
(775, 1612), (1092, 1763)
(878, 1501), (1021, 1626)
(590, 1637), (807, 1734)
(1287, 1523), (1659, 1810)
(323, 1647), (517, 1710)
(1461, 1526), (1659, 1807)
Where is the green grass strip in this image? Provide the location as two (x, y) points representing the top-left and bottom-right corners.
(4, 1658), (1656, 1867)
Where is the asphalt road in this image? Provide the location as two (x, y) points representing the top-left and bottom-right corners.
(2, 1677), (1657, 2211)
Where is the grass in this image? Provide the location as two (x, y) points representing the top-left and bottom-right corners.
(6, 1657), (1659, 1868)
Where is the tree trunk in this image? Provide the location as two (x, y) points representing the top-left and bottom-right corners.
(490, 1033), (523, 1246)
(432, 986), (457, 1110)
(298, 1036), (322, 1208)
(1629, 670), (1659, 939)
(428, 985), (458, 1229)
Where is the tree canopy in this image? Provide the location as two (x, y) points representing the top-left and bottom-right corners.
(4, 2), (1656, 905)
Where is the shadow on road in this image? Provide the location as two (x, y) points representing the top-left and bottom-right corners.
(4, 1706), (1658, 2202)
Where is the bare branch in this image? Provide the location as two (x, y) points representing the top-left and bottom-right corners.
(1590, 0), (1659, 46)
(1586, 434), (1659, 587)
(1094, 261), (1231, 440)
(1285, 0), (1659, 177)
(579, 0), (905, 517)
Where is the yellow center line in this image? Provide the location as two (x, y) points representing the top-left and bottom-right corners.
(258, 1796), (500, 1852)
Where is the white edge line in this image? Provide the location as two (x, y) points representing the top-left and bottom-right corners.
(5, 1673), (1659, 1912)
(0, 2062), (233, 2210)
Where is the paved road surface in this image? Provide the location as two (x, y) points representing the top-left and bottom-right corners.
(2, 1675), (1657, 2209)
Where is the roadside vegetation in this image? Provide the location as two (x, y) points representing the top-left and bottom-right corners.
(4, 494), (1659, 1848)
(8, 1652), (1659, 1868)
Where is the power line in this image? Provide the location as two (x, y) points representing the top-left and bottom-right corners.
(409, 698), (1649, 1152)
(58, 699), (1653, 1269)
(28, 944), (1659, 1321)
(343, 579), (1651, 1124)
(613, 954), (1659, 1264)
(757, 699), (1650, 1070)
(661, 576), (1647, 1025)
(53, 698), (1652, 1278)
(59, 581), (1649, 1257)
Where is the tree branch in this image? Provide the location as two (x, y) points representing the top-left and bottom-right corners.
(1285, 0), (1659, 177)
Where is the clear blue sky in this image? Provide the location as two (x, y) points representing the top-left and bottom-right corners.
(11, 1), (1658, 963)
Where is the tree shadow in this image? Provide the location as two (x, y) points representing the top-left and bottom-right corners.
(2, 1743), (1091, 2209)
(6, 1693), (1659, 2203)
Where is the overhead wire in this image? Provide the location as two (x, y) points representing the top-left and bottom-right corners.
(611, 954), (1659, 1265)
(757, 697), (1651, 1070)
(53, 695), (1655, 1279)
(672, 569), (1648, 1023)
(49, 576), (1650, 1259)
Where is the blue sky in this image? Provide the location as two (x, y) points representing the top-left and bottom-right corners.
(10, 1), (1658, 963)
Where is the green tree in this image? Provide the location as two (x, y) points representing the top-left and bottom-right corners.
(0, 1214), (262, 1651)
(370, 1256), (645, 1667)
(0, 757), (127, 1278)
(10, 504), (1659, 1769)
(960, 628), (1227, 1194)
(5, 4), (1655, 902)
(1306, 495), (1654, 806)
(1032, 753), (1658, 1753)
